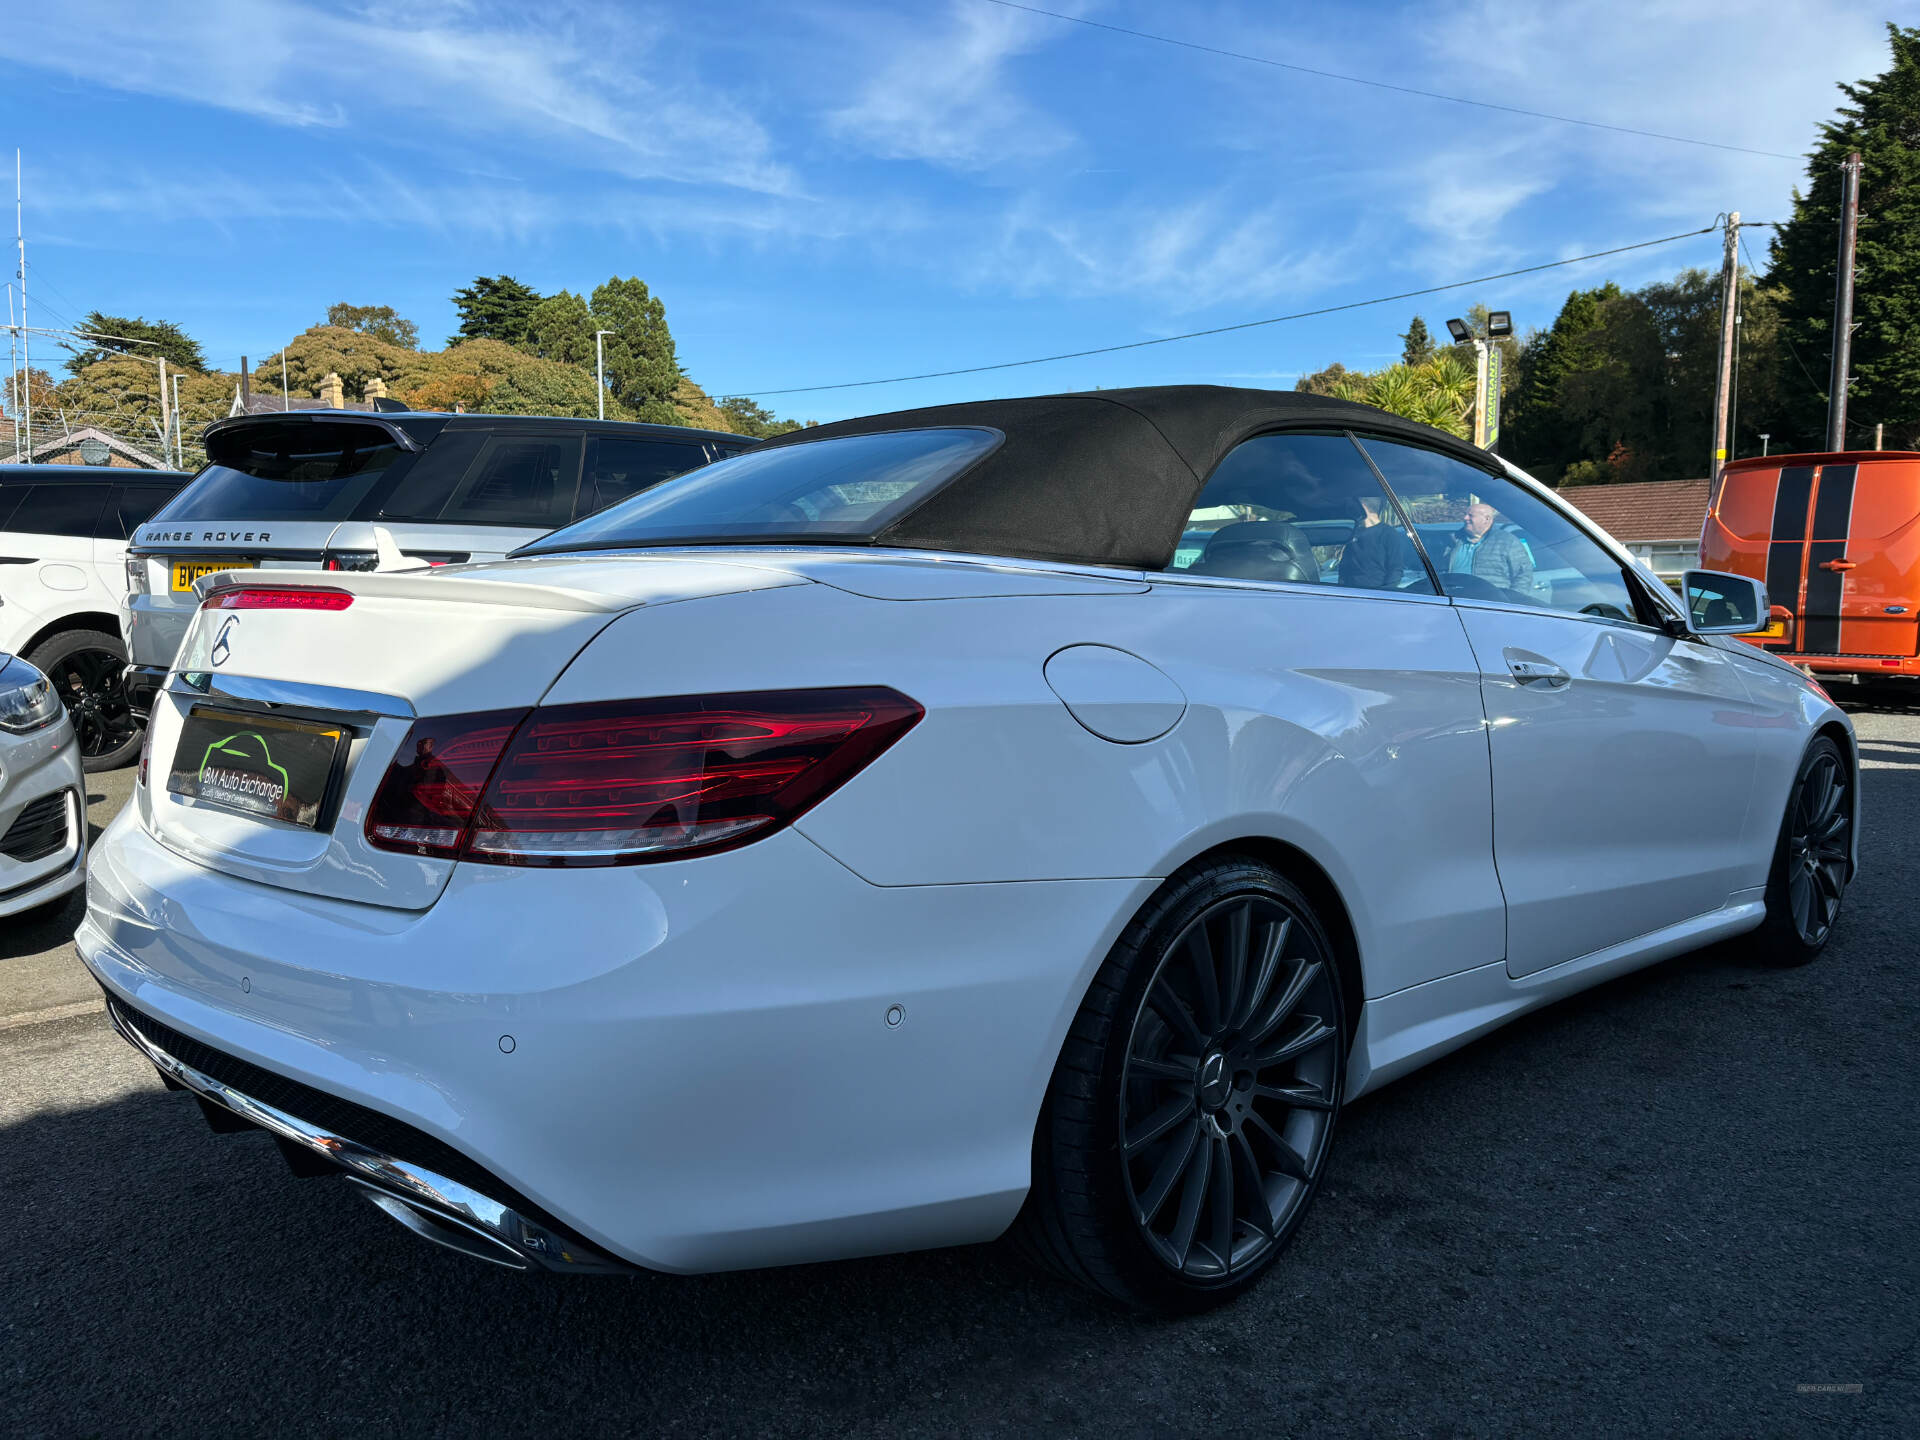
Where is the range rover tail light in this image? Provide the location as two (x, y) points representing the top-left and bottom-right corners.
(365, 688), (922, 866)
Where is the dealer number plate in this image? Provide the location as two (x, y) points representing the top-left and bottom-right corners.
(166, 707), (346, 830)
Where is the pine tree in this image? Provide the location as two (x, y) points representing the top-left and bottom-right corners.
(447, 276), (544, 348)
(1766, 23), (1920, 452)
(1504, 284), (1620, 482)
(1399, 316), (1435, 365)
(66, 313), (206, 375)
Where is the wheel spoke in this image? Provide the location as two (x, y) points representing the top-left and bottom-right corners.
(1229, 1131), (1276, 1240)
(1231, 916), (1290, 1031)
(1147, 978), (1206, 1052)
(1167, 1135), (1214, 1270)
(1253, 1078), (1335, 1112)
(1220, 901), (1251, 1027)
(1183, 922), (1223, 1033)
(1128, 1053), (1201, 1086)
(1245, 957), (1323, 1046)
(1248, 1017), (1336, 1070)
(1125, 1095), (1197, 1154)
(1788, 868), (1812, 934)
(1244, 1111), (1311, 1182)
(1134, 1118), (1201, 1225)
(1207, 1136), (1236, 1271)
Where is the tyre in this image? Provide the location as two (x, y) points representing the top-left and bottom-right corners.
(1751, 735), (1853, 967)
(25, 628), (142, 772)
(1016, 855), (1347, 1311)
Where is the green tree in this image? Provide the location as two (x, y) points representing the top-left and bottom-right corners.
(1504, 284), (1619, 482)
(718, 395), (807, 438)
(65, 312), (206, 375)
(447, 275), (544, 347)
(1399, 316), (1435, 366)
(326, 303), (419, 349)
(254, 326), (428, 402)
(523, 290), (599, 368)
(1766, 22), (1920, 452)
(590, 276), (680, 422)
(1325, 355), (1477, 438)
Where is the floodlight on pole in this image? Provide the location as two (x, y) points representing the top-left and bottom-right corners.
(1759, 433), (1770, 457)
(594, 330), (615, 421)
(1486, 311), (1513, 338)
(1444, 317), (1472, 344)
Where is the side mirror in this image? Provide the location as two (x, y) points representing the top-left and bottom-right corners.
(1681, 569), (1770, 635)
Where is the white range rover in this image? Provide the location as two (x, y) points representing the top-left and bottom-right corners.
(0, 463), (189, 770)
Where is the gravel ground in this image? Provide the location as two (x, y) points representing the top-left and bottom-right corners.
(3, 705), (1915, 1439)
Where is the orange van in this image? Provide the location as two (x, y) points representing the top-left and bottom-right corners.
(1701, 449), (1920, 677)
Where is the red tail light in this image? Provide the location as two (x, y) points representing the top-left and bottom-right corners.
(364, 688), (922, 867)
(204, 587), (355, 611)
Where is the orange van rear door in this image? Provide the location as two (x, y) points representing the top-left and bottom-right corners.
(1761, 464), (1815, 652)
(1833, 460), (1920, 657)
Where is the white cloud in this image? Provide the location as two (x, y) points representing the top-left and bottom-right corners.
(13, 0), (792, 194)
(826, 0), (1075, 169)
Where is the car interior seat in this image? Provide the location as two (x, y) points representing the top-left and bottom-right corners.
(1189, 520), (1322, 584)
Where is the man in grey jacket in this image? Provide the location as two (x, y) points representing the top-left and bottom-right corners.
(1442, 502), (1536, 597)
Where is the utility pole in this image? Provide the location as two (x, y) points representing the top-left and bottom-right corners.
(281, 352), (289, 411)
(594, 330), (614, 421)
(15, 150), (30, 464)
(171, 371), (184, 468)
(239, 354), (250, 412)
(1875, 423), (1884, 451)
(6, 285), (16, 461)
(1827, 151), (1862, 452)
(157, 355), (170, 462)
(1710, 212), (1740, 481)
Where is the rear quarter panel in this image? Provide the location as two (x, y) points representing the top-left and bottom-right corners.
(550, 579), (1507, 999)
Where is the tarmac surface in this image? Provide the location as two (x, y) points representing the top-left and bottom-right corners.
(3, 704), (1915, 1438)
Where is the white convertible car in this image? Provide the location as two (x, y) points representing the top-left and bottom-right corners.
(79, 388), (1856, 1311)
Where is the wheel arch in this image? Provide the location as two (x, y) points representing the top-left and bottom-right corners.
(1813, 718), (1859, 878)
(20, 610), (124, 659)
(1175, 836), (1366, 1047)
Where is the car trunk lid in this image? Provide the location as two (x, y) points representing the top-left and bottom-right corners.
(140, 555), (808, 910)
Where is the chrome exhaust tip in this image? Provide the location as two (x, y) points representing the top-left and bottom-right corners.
(352, 1182), (531, 1270)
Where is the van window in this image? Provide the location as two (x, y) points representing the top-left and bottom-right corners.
(582, 437), (710, 515)
(163, 421), (410, 523)
(3, 483), (108, 538)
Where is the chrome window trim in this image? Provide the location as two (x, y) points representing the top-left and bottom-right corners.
(1146, 568), (1456, 606)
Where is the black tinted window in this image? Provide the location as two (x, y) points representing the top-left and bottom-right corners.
(523, 427), (999, 554)
(582, 438), (709, 515)
(1166, 432), (1434, 594)
(166, 421), (409, 522)
(438, 434), (582, 528)
(107, 484), (183, 539)
(377, 428), (489, 521)
(4, 483), (108, 538)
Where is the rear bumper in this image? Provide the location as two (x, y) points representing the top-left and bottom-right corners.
(123, 594), (194, 675)
(124, 665), (169, 721)
(0, 720), (86, 917)
(78, 804), (1146, 1273)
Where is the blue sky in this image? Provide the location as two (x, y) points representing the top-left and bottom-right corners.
(3, 0), (1911, 422)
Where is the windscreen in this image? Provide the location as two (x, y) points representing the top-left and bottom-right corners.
(518, 427), (1001, 554)
(160, 421), (411, 523)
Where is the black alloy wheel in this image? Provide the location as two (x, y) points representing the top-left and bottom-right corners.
(1016, 857), (1347, 1311)
(26, 629), (142, 772)
(1755, 735), (1852, 965)
(1119, 894), (1341, 1280)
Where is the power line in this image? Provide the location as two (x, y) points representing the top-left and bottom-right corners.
(978, 0), (1803, 161)
(732, 224), (1719, 398)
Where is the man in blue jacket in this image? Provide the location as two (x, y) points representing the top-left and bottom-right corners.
(1443, 502), (1536, 598)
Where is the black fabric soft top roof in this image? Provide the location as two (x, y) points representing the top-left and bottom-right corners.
(754, 385), (1502, 569)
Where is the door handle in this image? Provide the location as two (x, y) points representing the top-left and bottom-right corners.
(1819, 558), (1857, 571)
(1505, 654), (1570, 688)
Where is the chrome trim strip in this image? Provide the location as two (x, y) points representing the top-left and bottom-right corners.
(107, 1003), (626, 1273)
(166, 670), (415, 720)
